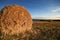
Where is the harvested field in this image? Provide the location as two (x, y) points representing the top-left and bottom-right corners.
(0, 5), (60, 40)
(32, 21), (60, 40)
(0, 20), (60, 40)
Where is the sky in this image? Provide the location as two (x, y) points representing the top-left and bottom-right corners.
(0, 0), (60, 19)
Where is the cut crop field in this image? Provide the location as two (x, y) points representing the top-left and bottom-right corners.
(0, 21), (60, 40)
(32, 21), (60, 40)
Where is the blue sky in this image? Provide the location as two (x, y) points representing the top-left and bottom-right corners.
(0, 0), (60, 18)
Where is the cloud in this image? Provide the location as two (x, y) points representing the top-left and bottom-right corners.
(49, 7), (60, 18)
(51, 7), (60, 13)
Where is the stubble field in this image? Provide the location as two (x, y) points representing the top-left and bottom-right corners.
(0, 20), (60, 40)
(32, 21), (60, 40)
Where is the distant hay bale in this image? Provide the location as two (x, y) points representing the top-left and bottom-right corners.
(0, 5), (32, 35)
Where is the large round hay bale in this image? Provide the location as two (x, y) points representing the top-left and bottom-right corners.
(0, 5), (32, 35)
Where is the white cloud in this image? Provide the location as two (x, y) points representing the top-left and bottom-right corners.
(32, 7), (60, 19)
(50, 7), (60, 18)
(32, 15), (60, 19)
(51, 7), (60, 13)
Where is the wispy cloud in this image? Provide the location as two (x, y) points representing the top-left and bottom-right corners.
(49, 7), (60, 17)
(51, 7), (60, 13)
(32, 7), (60, 19)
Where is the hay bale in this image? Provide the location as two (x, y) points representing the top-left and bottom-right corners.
(0, 5), (32, 35)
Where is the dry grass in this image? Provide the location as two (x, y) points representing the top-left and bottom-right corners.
(0, 21), (60, 40)
(32, 21), (60, 40)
